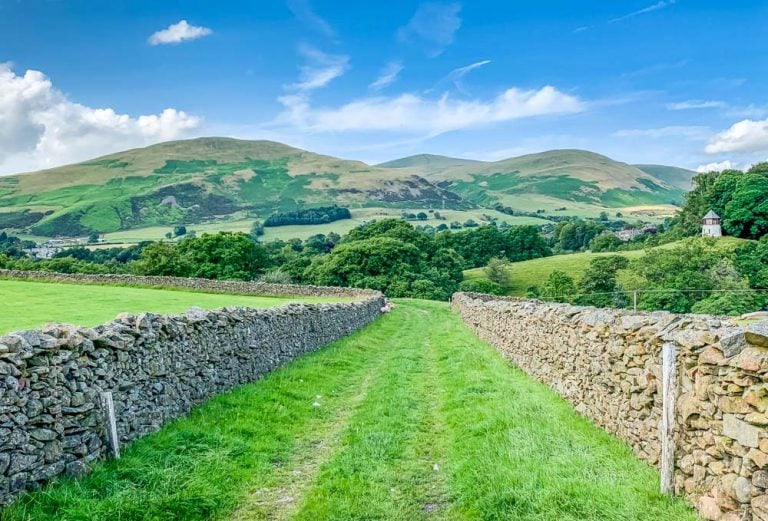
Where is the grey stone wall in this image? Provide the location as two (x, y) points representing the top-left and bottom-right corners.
(0, 278), (384, 506)
(452, 292), (768, 521)
(0, 269), (378, 298)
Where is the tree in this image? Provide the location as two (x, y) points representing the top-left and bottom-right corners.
(484, 257), (511, 286)
(459, 279), (504, 295)
(540, 271), (576, 302)
(416, 212), (428, 221)
(575, 256), (629, 308)
(250, 221), (265, 240)
(173, 225), (187, 237)
(133, 232), (270, 280)
(88, 232), (100, 244)
(590, 233), (623, 252)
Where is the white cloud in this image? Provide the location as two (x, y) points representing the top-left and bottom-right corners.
(286, 0), (335, 38)
(278, 85), (584, 135)
(369, 61), (404, 91)
(148, 20), (212, 46)
(666, 100), (728, 111)
(0, 63), (200, 174)
(614, 126), (710, 140)
(398, 2), (462, 57)
(609, 0), (677, 23)
(697, 160), (733, 173)
(291, 45), (349, 92)
(705, 118), (768, 154)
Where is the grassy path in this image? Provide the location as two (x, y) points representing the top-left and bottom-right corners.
(4, 301), (697, 521)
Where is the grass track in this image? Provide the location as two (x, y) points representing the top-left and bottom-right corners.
(3, 301), (697, 521)
(0, 279), (345, 334)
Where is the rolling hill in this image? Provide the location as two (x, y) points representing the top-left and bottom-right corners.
(0, 138), (688, 237)
(395, 149), (685, 209)
(633, 164), (698, 190)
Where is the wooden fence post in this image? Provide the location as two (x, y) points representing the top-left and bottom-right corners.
(100, 391), (120, 459)
(661, 342), (677, 495)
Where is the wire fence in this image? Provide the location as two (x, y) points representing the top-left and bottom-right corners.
(546, 287), (768, 312)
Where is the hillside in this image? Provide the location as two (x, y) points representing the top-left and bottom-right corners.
(634, 164), (698, 190)
(420, 149), (685, 210)
(0, 138), (465, 236)
(376, 153), (484, 173)
(0, 139), (686, 237)
(463, 236), (749, 296)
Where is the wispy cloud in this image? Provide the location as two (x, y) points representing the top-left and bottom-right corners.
(277, 85), (585, 136)
(666, 99), (728, 111)
(290, 44), (349, 92)
(369, 61), (404, 91)
(398, 2), (462, 57)
(621, 59), (688, 79)
(286, 0), (335, 38)
(428, 59), (492, 94)
(614, 126), (709, 140)
(609, 0), (677, 23)
(448, 60), (491, 82)
(148, 20), (212, 45)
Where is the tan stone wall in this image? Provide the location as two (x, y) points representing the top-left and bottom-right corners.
(452, 292), (768, 521)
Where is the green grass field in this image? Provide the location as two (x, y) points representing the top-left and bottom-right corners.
(464, 236), (749, 296)
(0, 280), (345, 334)
(96, 207), (551, 245)
(4, 300), (696, 521)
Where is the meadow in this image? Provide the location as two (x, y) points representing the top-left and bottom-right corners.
(463, 237), (748, 296)
(0, 279), (344, 334)
(98, 207), (551, 244)
(4, 300), (696, 521)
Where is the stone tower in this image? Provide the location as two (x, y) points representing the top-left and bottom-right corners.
(702, 210), (722, 237)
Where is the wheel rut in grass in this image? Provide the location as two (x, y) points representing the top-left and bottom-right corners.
(230, 372), (379, 521)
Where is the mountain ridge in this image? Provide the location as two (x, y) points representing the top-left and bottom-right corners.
(0, 137), (688, 237)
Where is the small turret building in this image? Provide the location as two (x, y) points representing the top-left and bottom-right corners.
(701, 210), (722, 237)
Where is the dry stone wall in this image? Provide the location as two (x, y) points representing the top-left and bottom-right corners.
(0, 274), (384, 506)
(0, 269), (377, 298)
(452, 292), (768, 521)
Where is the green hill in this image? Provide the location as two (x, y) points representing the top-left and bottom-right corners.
(376, 153), (484, 173)
(633, 164), (698, 190)
(0, 139), (687, 238)
(420, 149), (685, 210)
(463, 237), (748, 296)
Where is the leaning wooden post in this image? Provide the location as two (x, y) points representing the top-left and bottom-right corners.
(660, 342), (677, 494)
(100, 391), (120, 459)
(633, 290), (638, 312)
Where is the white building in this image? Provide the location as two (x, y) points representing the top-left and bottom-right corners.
(702, 210), (722, 237)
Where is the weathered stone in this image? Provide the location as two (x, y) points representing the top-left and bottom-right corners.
(753, 470), (768, 488)
(723, 414), (761, 448)
(0, 452), (10, 474)
(748, 448), (768, 468)
(733, 476), (752, 503)
(754, 496), (768, 521)
(65, 460), (88, 477)
(745, 412), (768, 426)
(720, 329), (749, 357)
(744, 323), (768, 347)
(699, 495), (722, 520)
(29, 429), (57, 442)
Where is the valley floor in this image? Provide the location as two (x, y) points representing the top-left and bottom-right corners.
(3, 301), (697, 521)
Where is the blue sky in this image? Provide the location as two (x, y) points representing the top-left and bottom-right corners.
(1, 0), (767, 174)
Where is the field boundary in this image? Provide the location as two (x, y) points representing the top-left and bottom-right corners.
(452, 291), (768, 520)
(0, 269), (377, 299)
(0, 272), (384, 507)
